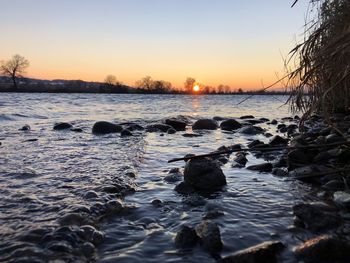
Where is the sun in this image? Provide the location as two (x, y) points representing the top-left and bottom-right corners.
(193, 84), (200, 92)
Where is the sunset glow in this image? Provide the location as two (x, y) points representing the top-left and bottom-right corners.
(193, 85), (200, 92)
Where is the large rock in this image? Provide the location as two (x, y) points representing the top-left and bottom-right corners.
(239, 125), (264, 135)
(92, 121), (122, 135)
(293, 203), (341, 231)
(247, 163), (273, 173)
(195, 220), (222, 254)
(220, 119), (242, 131)
(192, 119), (218, 130)
(269, 135), (288, 146)
(294, 235), (350, 263)
(165, 118), (187, 131)
(219, 241), (284, 263)
(54, 122), (73, 130)
(184, 158), (226, 192)
(146, 123), (173, 132)
(175, 225), (198, 249)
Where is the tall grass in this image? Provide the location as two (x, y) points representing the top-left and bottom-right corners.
(287, 0), (350, 122)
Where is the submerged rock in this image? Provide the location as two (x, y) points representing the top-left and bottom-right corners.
(175, 225), (198, 249)
(19, 124), (31, 131)
(294, 235), (350, 263)
(165, 118), (187, 131)
(92, 121), (122, 135)
(192, 119), (218, 130)
(333, 191), (350, 208)
(146, 123), (173, 133)
(232, 153), (248, 168)
(219, 241), (284, 263)
(121, 129), (133, 136)
(239, 125), (264, 135)
(247, 163), (273, 173)
(269, 135), (289, 146)
(54, 122), (73, 130)
(195, 220), (222, 254)
(240, 115), (255, 119)
(220, 119), (242, 131)
(184, 158), (226, 192)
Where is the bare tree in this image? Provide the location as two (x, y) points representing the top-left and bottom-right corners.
(0, 54), (29, 89)
(135, 76), (153, 90)
(105, 74), (123, 86)
(184, 77), (196, 93)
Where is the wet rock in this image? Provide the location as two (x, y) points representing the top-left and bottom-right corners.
(58, 213), (88, 226)
(121, 129), (133, 136)
(175, 225), (198, 249)
(287, 149), (313, 170)
(294, 235), (350, 263)
(106, 200), (123, 214)
(184, 158), (226, 192)
(84, 190), (99, 199)
(260, 117), (270, 122)
(239, 125), (264, 135)
(333, 191), (350, 208)
(247, 163), (273, 173)
(146, 123), (173, 132)
(182, 133), (202, 137)
(313, 151), (333, 163)
(183, 195), (206, 207)
(232, 153), (248, 168)
(270, 119), (278, 125)
(175, 181), (195, 195)
(289, 165), (331, 181)
(195, 220), (223, 254)
(218, 241), (284, 263)
(70, 128), (83, 133)
(46, 241), (73, 253)
(248, 140), (264, 148)
(220, 119), (242, 131)
(165, 118), (187, 131)
(203, 210), (225, 220)
(19, 124), (31, 131)
(247, 119), (264, 125)
(323, 180), (345, 191)
(167, 128), (177, 134)
(164, 169), (183, 183)
(326, 134), (346, 144)
(126, 123), (144, 131)
(269, 135), (288, 146)
(92, 121), (122, 135)
(54, 122), (73, 130)
(80, 242), (96, 257)
(240, 115), (255, 119)
(192, 119), (218, 130)
(151, 199), (162, 206)
(293, 203), (341, 231)
(272, 168), (288, 177)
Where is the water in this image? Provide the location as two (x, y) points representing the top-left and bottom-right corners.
(0, 93), (315, 262)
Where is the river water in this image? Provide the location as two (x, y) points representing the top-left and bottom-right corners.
(0, 94), (314, 262)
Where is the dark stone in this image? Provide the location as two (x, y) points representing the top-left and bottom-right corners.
(248, 140), (264, 148)
(165, 118), (187, 131)
(294, 235), (350, 263)
(233, 153), (248, 167)
(239, 125), (264, 135)
(126, 123), (144, 131)
(146, 123), (173, 132)
(272, 168), (288, 177)
(287, 149), (313, 170)
(219, 241), (284, 263)
(58, 213), (88, 226)
(167, 128), (177, 134)
(175, 225), (198, 249)
(164, 169), (183, 183)
(220, 119), (242, 131)
(175, 182), (195, 195)
(270, 119), (278, 125)
(184, 158), (226, 192)
(282, 117), (294, 121)
(247, 119), (264, 125)
(92, 121), (122, 135)
(269, 135), (289, 146)
(80, 242), (95, 257)
(192, 119), (218, 130)
(240, 115), (255, 119)
(293, 203), (341, 231)
(182, 133), (202, 137)
(19, 124), (31, 131)
(333, 191), (350, 208)
(260, 118), (270, 122)
(323, 180), (345, 191)
(54, 122), (73, 130)
(326, 134), (346, 144)
(247, 163), (273, 173)
(277, 124), (286, 130)
(183, 195), (206, 207)
(70, 128), (83, 133)
(121, 129), (133, 136)
(195, 220), (223, 254)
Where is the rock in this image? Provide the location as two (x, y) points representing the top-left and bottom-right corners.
(240, 115), (255, 119)
(121, 129), (133, 136)
(175, 182), (195, 195)
(47, 241), (73, 253)
(269, 135), (288, 146)
(182, 133), (202, 137)
(239, 125), (264, 135)
(220, 119), (242, 131)
(203, 210), (225, 220)
(272, 168), (288, 177)
(247, 119), (264, 124)
(92, 121), (122, 135)
(54, 122), (73, 130)
(195, 220), (222, 254)
(167, 128), (177, 134)
(151, 199), (162, 206)
(80, 242), (96, 257)
(233, 153), (248, 167)
(270, 119), (278, 125)
(106, 200), (123, 214)
(184, 158), (226, 192)
(313, 151), (333, 163)
(192, 119), (218, 130)
(175, 225), (198, 249)
(323, 180), (345, 191)
(294, 235), (350, 263)
(84, 191), (99, 199)
(70, 128), (83, 133)
(293, 203), (341, 231)
(19, 124), (31, 131)
(260, 118), (270, 122)
(165, 118), (187, 131)
(247, 163), (273, 173)
(164, 169), (183, 183)
(58, 213), (88, 226)
(126, 123), (144, 131)
(218, 241), (284, 263)
(248, 140), (264, 148)
(287, 149), (313, 170)
(289, 165), (331, 181)
(333, 191), (350, 208)
(146, 123), (173, 132)
(326, 134), (346, 144)
(183, 195), (206, 207)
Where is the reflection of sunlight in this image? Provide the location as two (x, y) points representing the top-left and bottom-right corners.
(191, 96), (201, 116)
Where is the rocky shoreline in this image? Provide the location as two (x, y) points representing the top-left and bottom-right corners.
(3, 112), (350, 262)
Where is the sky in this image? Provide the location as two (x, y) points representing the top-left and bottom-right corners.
(0, 0), (310, 90)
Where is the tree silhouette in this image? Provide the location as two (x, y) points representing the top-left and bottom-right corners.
(184, 77), (196, 93)
(0, 54), (29, 89)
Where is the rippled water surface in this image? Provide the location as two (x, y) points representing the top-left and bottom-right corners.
(0, 93), (313, 262)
